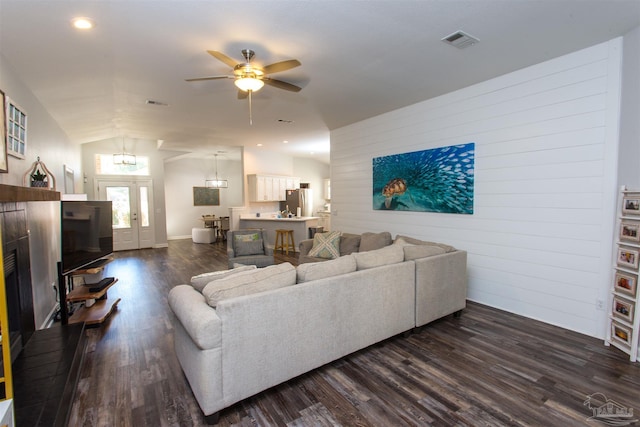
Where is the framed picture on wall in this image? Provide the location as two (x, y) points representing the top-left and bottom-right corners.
(0, 89), (8, 173)
(622, 195), (640, 216)
(620, 221), (640, 243)
(612, 296), (635, 324)
(614, 271), (638, 298)
(6, 96), (27, 159)
(611, 321), (633, 348)
(617, 247), (640, 270)
(193, 187), (220, 206)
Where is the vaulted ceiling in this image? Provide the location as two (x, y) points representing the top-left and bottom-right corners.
(1, 1), (639, 164)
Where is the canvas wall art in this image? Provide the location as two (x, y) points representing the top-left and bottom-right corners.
(193, 187), (220, 206)
(372, 142), (475, 213)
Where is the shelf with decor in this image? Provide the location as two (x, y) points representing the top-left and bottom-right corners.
(607, 186), (640, 362)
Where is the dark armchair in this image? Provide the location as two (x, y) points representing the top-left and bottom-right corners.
(226, 229), (275, 269)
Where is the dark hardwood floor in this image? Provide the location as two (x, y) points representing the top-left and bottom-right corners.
(67, 239), (640, 426)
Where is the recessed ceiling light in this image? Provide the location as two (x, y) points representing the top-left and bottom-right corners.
(283, 140), (289, 144)
(72, 17), (95, 30)
(257, 143), (263, 147)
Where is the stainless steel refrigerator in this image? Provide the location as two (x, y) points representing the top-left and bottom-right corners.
(281, 189), (313, 217)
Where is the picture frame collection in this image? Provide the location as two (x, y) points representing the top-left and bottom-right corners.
(610, 189), (640, 360)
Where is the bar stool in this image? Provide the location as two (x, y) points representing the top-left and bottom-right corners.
(274, 229), (295, 255)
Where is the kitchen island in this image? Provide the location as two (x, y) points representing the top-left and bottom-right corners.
(239, 216), (319, 252)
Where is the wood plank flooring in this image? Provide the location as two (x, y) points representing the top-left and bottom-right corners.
(68, 239), (640, 426)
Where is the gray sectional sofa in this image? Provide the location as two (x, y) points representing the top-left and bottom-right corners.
(168, 232), (467, 423)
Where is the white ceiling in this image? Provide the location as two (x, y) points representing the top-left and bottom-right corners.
(1, 1), (639, 164)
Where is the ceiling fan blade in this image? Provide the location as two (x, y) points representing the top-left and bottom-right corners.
(263, 78), (302, 92)
(185, 75), (232, 82)
(207, 50), (239, 68)
(262, 59), (301, 74)
(237, 90), (248, 100)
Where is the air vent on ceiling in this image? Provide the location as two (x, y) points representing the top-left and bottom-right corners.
(441, 30), (479, 49)
(146, 99), (169, 106)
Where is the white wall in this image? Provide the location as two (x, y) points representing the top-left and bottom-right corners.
(618, 26), (640, 187)
(331, 39), (626, 339)
(1, 53), (81, 328)
(164, 155), (243, 239)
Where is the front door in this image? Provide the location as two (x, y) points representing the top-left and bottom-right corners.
(96, 179), (155, 251)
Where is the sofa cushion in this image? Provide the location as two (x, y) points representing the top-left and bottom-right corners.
(296, 254), (357, 283)
(359, 231), (392, 252)
(395, 235), (456, 253)
(202, 262), (296, 307)
(353, 244), (405, 270)
(233, 232), (265, 256)
(308, 231), (342, 259)
(339, 233), (361, 255)
(190, 265), (257, 292)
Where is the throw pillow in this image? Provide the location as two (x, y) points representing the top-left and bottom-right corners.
(359, 231), (392, 252)
(339, 233), (361, 255)
(394, 235), (456, 253)
(234, 232), (261, 243)
(190, 265), (257, 292)
(296, 254), (357, 283)
(308, 231), (342, 259)
(403, 244), (446, 261)
(202, 262), (296, 307)
(353, 244), (404, 270)
(234, 239), (265, 256)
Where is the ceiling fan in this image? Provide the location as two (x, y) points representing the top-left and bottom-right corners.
(186, 49), (301, 124)
(186, 49), (302, 97)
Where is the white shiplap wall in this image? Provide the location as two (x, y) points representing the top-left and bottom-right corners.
(330, 39), (623, 339)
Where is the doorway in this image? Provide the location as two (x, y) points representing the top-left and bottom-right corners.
(96, 179), (155, 251)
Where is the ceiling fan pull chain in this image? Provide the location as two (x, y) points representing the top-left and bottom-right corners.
(249, 90), (253, 125)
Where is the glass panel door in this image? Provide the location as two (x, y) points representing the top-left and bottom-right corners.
(97, 179), (155, 250)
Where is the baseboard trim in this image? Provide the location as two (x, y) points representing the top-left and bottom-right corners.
(153, 243), (169, 248)
(42, 304), (59, 329)
(167, 235), (191, 241)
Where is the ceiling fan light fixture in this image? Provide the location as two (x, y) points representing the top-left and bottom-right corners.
(234, 77), (264, 92)
(71, 17), (95, 30)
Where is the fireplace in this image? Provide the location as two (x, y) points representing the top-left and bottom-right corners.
(1, 202), (35, 361)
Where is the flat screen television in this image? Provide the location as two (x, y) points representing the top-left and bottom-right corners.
(60, 200), (114, 274)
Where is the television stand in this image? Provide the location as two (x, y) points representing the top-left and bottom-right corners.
(65, 260), (120, 327)
(75, 257), (113, 274)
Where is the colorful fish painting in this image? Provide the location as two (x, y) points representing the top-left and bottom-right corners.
(372, 143), (475, 214)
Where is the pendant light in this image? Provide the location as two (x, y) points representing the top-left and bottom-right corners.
(113, 137), (136, 165)
(205, 153), (228, 188)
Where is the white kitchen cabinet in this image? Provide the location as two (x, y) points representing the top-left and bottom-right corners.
(248, 174), (300, 202)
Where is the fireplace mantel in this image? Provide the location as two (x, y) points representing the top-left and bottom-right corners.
(0, 183), (60, 202)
